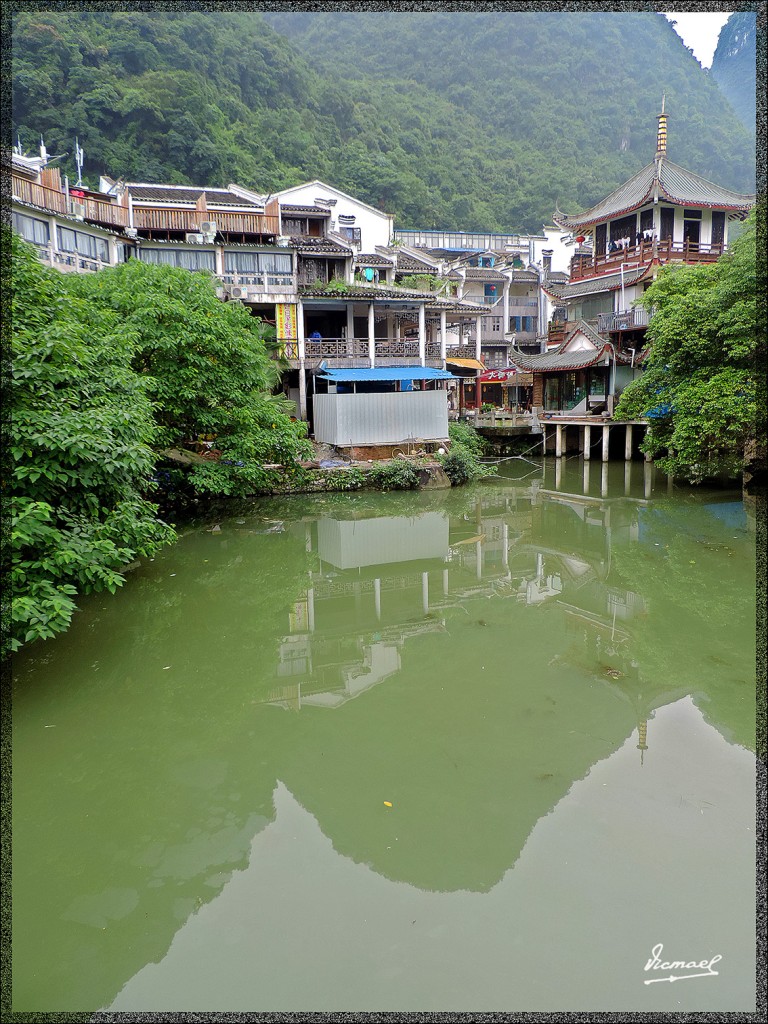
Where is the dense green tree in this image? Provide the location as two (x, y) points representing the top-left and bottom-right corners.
(68, 260), (313, 497)
(11, 9), (755, 234)
(614, 209), (761, 482)
(7, 234), (176, 655)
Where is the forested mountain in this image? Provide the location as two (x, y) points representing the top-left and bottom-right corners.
(710, 11), (757, 135)
(12, 9), (755, 234)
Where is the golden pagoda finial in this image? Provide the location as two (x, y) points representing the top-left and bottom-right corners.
(637, 719), (648, 766)
(656, 97), (668, 159)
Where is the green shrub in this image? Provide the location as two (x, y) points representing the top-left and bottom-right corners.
(439, 447), (483, 486)
(367, 459), (420, 490)
(448, 421), (487, 458)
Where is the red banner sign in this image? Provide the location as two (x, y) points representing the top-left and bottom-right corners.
(478, 368), (519, 382)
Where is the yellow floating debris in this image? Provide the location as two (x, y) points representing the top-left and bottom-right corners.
(383, 801), (393, 808)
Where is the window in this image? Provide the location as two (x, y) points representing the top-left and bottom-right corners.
(13, 212), (49, 245)
(140, 248), (215, 271)
(580, 294), (613, 320)
(340, 226), (362, 245)
(282, 217), (307, 235)
(224, 251), (292, 275)
(58, 227), (109, 262)
(682, 209), (702, 219)
(492, 318), (501, 332)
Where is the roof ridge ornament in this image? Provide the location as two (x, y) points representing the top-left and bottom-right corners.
(655, 95), (668, 162)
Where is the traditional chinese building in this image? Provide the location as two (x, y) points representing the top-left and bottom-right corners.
(512, 102), (755, 419)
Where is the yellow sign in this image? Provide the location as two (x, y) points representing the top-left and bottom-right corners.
(275, 303), (298, 342)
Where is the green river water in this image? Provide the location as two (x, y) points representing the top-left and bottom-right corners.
(11, 459), (758, 1013)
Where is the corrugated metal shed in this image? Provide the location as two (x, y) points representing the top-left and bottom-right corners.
(314, 392), (449, 445)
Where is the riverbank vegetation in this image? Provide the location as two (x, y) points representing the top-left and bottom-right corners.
(6, 239), (491, 656)
(6, 239), (305, 656)
(615, 208), (762, 483)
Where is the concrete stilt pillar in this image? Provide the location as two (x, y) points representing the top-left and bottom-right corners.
(583, 423), (591, 460)
(422, 572), (429, 613)
(625, 423), (633, 461)
(644, 461), (653, 498)
(442, 568), (449, 596)
(602, 423), (610, 462)
(541, 425), (547, 457)
(624, 459), (632, 496)
(644, 425), (653, 461)
(555, 456), (563, 489)
(601, 461), (609, 498)
(374, 578), (381, 620)
(298, 360), (307, 421)
(476, 540), (483, 580)
(583, 458), (590, 494)
(368, 302), (376, 367)
(556, 424), (563, 458)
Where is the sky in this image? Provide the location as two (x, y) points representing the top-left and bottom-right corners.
(663, 11), (733, 68)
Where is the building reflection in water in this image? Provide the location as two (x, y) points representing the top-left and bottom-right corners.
(261, 471), (674, 765)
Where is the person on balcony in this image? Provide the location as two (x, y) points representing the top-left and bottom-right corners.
(309, 330), (322, 344)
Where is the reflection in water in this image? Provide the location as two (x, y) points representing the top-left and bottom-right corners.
(12, 460), (756, 1012)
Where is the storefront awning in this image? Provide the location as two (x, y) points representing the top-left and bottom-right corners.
(446, 357), (485, 372)
(317, 366), (455, 382)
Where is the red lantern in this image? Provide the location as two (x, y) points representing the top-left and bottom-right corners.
(576, 235), (586, 244)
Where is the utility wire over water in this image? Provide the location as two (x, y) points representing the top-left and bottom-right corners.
(12, 461), (757, 1014)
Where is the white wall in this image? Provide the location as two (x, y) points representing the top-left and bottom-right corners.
(275, 181), (393, 251)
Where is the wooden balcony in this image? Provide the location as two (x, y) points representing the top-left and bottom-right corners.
(570, 238), (726, 281)
(75, 195), (129, 229)
(132, 207), (280, 236)
(13, 173), (131, 229)
(12, 174), (68, 215)
(278, 337), (443, 365)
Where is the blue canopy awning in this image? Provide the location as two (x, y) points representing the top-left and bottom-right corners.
(316, 366), (455, 382)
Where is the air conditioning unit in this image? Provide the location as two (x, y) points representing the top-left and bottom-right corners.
(228, 284), (249, 300)
(125, 227), (138, 238)
(199, 220), (217, 234)
(71, 201), (86, 220)
(185, 232), (204, 243)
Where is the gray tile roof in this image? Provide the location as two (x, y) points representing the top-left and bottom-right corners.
(354, 253), (394, 267)
(396, 254), (437, 272)
(127, 185), (263, 207)
(282, 204), (331, 216)
(291, 237), (351, 255)
(554, 159), (755, 231)
(543, 265), (651, 300)
(448, 267), (508, 281)
(509, 320), (610, 371)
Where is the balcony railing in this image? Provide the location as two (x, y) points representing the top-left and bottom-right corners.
(12, 175), (68, 215)
(75, 195), (129, 229)
(13, 174), (130, 228)
(596, 307), (650, 333)
(221, 273), (296, 293)
(132, 208), (280, 236)
(304, 338), (370, 359)
(30, 243), (113, 274)
(570, 238), (726, 281)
